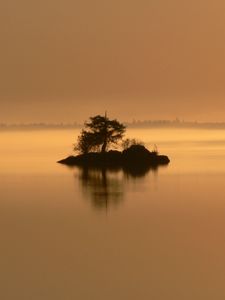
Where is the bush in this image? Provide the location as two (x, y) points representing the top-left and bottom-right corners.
(121, 138), (144, 150)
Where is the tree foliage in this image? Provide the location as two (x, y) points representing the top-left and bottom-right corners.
(74, 114), (126, 154)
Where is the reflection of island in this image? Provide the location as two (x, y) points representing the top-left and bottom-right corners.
(77, 167), (123, 211)
(75, 163), (165, 211)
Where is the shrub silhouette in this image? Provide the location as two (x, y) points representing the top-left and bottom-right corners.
(75, 114), (126, 154)
(121, 138), (144, 150)
(59, 114), (170, 169)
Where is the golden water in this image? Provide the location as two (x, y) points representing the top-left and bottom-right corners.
(0, 128), (225, 299)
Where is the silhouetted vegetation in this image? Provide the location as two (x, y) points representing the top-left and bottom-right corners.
(121, 138), (144, 150)
(58, 114), (170, 170)
(74, 114), (126, 154)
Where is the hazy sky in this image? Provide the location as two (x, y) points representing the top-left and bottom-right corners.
(1, 0), (225, 123)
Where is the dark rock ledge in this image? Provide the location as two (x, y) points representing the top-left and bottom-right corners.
(58, 145), (170, 169)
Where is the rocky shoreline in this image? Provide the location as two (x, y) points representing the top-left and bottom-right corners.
(58, 145), (170, 169)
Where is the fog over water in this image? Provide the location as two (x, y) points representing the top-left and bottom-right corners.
(1, 128), (225, 299)
(1, 0), (225, 297)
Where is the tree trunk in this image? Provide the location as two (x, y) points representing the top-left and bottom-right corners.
(101, 116), (108, 153)
(101, 139), (107, 153)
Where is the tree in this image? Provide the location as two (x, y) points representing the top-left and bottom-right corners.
(74, 129), (100, 154)
(75, 114), (126, 154)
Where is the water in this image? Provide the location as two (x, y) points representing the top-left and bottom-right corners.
(1, 128), (225, 299)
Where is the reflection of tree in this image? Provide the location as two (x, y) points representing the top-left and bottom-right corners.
(78, 167), (124, 211)
(75, 164), (166, 212)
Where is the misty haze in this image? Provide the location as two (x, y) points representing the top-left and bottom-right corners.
(1, 0), (225, 123)
(1, 0), (225, 299)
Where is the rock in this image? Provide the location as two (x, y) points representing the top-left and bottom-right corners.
(58, 145), (170, 170)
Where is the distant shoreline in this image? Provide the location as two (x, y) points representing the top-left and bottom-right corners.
(1, 120), (225, 130)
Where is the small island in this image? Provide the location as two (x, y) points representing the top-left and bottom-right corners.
(58, 114), (170, 170)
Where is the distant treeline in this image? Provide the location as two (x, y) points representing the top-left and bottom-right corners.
(1, 120), (225, 130)
(125, 119), (225, 129)
(0, 122), (82, 130)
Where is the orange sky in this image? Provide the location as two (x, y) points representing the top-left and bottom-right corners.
(1, 0), (225, 122)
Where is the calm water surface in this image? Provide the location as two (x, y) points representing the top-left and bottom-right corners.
(0, 128), (225, 299)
